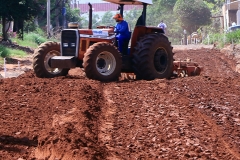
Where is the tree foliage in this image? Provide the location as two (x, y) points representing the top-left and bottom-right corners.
(0, 0), (227, 44)
(66, 6), (81, 24)
(100, 11), (114, 27)
(37, 0), (81, 28)
(159, 0), (177, 10)
(173, 0), (212, 34)
(80, 13), (100, 29)
(0, 0), (45, 40)
(124, 8), (142, 31)
(0, 0), (45, 21)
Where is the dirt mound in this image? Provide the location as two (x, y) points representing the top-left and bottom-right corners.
(0, 46), (240, 160)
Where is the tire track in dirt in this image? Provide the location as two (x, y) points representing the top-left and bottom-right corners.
(98, 87), (122, 160)
(193, 107), (240, 160)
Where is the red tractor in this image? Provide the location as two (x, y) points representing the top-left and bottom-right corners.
(33, 0), (201, 81)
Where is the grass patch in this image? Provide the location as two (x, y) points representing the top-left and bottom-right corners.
(0, 45), (10, 57)
(225, 30), (240, 44)
(0, 45), (27, 58)
(0, 45), (28, 64)
(8, 49), (27, 58)
(11, 32), (47, 48)
(12, 38), (38, 48)
(10, 28), (54, 49)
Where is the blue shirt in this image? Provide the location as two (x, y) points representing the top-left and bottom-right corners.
(157, 22), (167, 31)
(114, 20), (131, 38)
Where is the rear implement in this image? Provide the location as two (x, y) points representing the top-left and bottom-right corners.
(173, 58), (203, 77)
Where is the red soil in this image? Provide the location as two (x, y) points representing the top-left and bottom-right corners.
(0, 46), (239, 160)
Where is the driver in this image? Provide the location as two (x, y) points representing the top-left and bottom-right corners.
(113, 13), (131, 54)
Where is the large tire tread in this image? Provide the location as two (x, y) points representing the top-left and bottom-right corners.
(83, 42), (122, 81)
(33, 41), (69, 78)
(132, 33), (173, 80)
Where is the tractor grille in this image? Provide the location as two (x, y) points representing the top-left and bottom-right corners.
(61, 30), (79, 56)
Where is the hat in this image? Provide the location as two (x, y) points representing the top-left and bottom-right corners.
(113, 13), (123, 21)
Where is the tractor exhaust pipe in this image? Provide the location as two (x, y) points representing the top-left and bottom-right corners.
(88, 3), (92, 29)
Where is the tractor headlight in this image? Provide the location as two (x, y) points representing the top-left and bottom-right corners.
(71, 43), (76, 47)
(63, 43), (68, 47)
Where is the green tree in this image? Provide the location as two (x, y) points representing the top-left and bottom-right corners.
(80, 13), (100, 29)
(159, 0), (177, 10)
(35, 0), (81, 32)
(202, 0), (225, 35)
(100, 11), (114, 26)
(92, 14), (100, 28)
(124, 8), (142, 31)
(173, 0), (212, 34)
(0, 0), (45, 40)
(66, 7), (81, 23)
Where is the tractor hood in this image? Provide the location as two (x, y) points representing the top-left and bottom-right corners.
(103, 0), (152, 5)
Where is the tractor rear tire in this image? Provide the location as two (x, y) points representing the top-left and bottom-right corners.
(83, 42), (122, 81)
(132, 33), (173, 80)
(33, 41), (69, 78)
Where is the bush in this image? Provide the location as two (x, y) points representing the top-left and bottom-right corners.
(10, 29), (48, 48)
(202, 33), (225, 47)
(24, 32), (47, 45)
(24, 20), (38, 33)
(202, 30), (240, 48)
(0, 45), (27, 58)
(0, 45), (11, 58)
(225, 30), (240, 44)
(35, 27), (46, 37)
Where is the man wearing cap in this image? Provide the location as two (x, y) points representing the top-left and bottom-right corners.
(113, 13), (131, 54)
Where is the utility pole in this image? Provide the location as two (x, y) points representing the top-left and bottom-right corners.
(47, 0), (51, 37)
(183, 29), (187, 45)
(62, 0), (66, 29)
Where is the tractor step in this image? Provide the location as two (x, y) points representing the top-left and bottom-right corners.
(50, 56), (77, 68)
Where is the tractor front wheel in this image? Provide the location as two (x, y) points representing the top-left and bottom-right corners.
(83, 42), (122, 81)
(33, 41), (69, 78)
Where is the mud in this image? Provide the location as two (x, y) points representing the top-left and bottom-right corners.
(0, 45), (240, 160)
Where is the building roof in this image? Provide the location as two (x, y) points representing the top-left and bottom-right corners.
(71, 0), (105, 4)
(71, 3), (142, 13)
(103, 0), (152, 5)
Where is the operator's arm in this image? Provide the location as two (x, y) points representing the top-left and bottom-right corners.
(114, 24), (118, 33)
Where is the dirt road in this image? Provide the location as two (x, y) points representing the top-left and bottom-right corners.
(0, 45), (239, 160)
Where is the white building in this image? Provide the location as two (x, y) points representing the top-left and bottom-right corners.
(222, 0), (240, 30)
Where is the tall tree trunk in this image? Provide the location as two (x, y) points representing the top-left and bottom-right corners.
(13, 19), (24, 40)
(55, 0), (60, 28)
(2, 16), (9, 41)
(18, 20), (24, 40)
